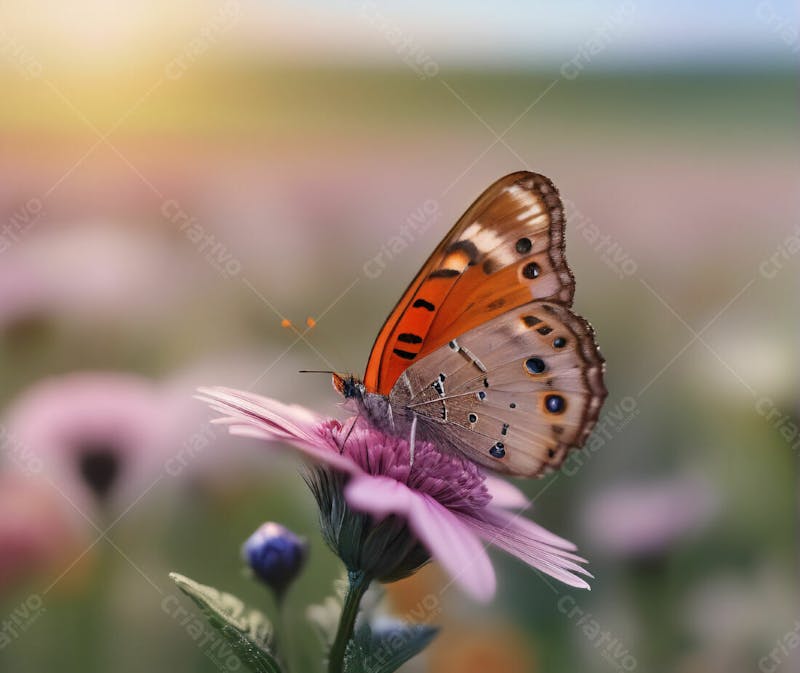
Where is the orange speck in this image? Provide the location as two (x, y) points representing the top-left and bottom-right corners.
(386, 565), (447, 615)
(281, 318), (291, 328)
(306, 317), (317, 328)
(429, 623), (535, 673)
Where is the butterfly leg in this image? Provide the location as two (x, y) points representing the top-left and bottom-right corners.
(388, 404), (396, 432)
(408, 412), (417, 467)
(338, 414), (359, 454)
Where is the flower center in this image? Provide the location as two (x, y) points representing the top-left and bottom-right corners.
(76, 442), (121, 500)
(319, 420), (491, 515)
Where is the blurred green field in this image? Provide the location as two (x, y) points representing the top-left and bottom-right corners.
(0, 67), (795, 145)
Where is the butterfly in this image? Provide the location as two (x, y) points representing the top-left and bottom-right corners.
(332, 171), (607, 478)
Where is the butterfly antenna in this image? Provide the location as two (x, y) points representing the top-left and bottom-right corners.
(298, 370), (336, 375)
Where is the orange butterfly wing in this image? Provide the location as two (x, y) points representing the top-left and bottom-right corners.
(364, 172), (574, 395)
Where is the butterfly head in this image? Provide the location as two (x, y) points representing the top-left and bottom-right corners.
(332, 373), (365, 400)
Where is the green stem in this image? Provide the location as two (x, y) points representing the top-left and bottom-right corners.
(268, 591), (285, 672)
(275, 591), (296, 673)
(328, 570), (371, 673)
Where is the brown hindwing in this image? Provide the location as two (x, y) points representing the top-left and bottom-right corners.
(391, 301), (607, 477)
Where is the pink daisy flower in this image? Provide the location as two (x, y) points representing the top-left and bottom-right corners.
(199, 387), (591, 602)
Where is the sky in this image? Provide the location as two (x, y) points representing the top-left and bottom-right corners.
(241, 0), (800, 69)
(0, 0), (797, 71)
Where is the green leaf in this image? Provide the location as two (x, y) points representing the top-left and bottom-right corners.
(344, 619), (438, 673)
(169, 572), (283, 673)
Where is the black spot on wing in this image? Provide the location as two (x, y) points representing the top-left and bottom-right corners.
(545, 394), (566, 414)
(482, 258), (500, 275)
(429, 268), (460, 279)
(397, 333), (423, 344)
(413, 299), (435, 311)
(522, 262), (541, 279)
(392, 348), (417, 360)
(525, 357), (546, 374)
(515, 237), (532, 254)
(489, 442), (506, 458)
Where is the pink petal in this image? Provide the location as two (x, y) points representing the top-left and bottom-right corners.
(345, 475), (496, 602)
(487, 507), (579, 551)
(197, 387), (357, 474)
(484, 476), (529, 509)
(467, 509), (592, 590)
(198, 387), (320, 437)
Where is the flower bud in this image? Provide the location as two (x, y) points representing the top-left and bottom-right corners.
(242, 522), (307, 599)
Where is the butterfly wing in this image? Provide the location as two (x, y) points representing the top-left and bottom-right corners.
(364, 171), (574, 395)
(389, 302), (606, 477)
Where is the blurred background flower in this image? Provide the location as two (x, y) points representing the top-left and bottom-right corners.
(2, 372), (173, 516)
(0, 472), (84, 593)
(0, 1), (796, 672)
(581, 473), (719, 560)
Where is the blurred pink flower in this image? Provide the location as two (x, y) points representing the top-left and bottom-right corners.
(0, 258), (52, 330)
(200, 387), (591, 602)
(2, 372), (173, 517)
(0, 472), (81, 592)
(582, 474), (718, 559)
(0, 224), (192, 331)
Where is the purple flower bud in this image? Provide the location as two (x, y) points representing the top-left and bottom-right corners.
(242, 522), (307, 598)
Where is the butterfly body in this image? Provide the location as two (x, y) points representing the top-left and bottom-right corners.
(334, 373), (484, 467)
(334, 375), (413, 441)
(336, 172), (607, 478)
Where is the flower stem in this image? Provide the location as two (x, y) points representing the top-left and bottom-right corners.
(269, 592), (286, 672)
(328, 570), (371, 673)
